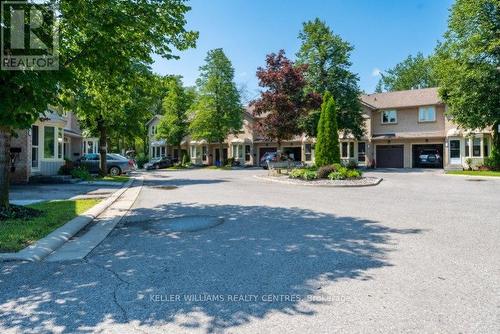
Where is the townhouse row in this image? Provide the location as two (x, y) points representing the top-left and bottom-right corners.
(148, 87), (493, 169)
(6, 108), (99, 183)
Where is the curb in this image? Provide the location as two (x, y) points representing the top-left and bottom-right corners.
(442, 173), (500, 180)
(253, 175), (383, 188)
(0, 178), (135, 263)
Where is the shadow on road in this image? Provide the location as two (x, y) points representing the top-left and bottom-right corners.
(0, 203), (422, 333)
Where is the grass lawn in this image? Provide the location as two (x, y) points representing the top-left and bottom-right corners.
(446, 170), (500, 177)
(94, 175), (130, 183)
(0, 199), (100, 252)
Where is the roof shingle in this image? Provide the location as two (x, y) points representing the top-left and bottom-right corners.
(361, 87), (442, 110)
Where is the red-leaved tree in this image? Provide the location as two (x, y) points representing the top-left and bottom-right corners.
(251, 50), (321, 149)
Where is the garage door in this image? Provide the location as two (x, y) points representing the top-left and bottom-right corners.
(376, 145), (404, 168)
(412, 144), (444, 168)
(259, 147), (277, 161)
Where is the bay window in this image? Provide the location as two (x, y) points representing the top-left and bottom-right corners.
(472, 138), (481, 157)
(245, 145), (251, 162)
(341, 142), (349, 158)
(305, 144), (312, 161)
(57, 128), (63, 159)
(43, 126), (55, 159)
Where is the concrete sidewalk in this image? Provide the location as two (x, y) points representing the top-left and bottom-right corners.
(45, 179), (143, 262)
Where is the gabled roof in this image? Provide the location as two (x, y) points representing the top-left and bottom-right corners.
(146, 114), (163, 126)
(360, 87), (442, 110)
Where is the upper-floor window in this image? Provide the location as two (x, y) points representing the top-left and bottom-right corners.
(150, 125), (157, 136)
(419, 106), (436, 122)
(381, 110), (397, 124)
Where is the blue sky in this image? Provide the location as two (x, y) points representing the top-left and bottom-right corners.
(152, 0), (454, 100)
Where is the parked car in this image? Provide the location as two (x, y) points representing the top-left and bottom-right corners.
(418, 149), (442, 167)
(144, 156), (173, 170)
(76, 153), (134, 175)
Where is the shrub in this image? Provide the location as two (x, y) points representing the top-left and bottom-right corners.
(302, 170), (318, 180)
(317, 165), (335, 179)
(58, 160), (74, 175)
(332, 163), (342, 171)
(483, 156), (500, 170)
(289, 168), (317, 180)
(70, 166), (91, 181)
(136, 154), (149, 169)
(346, 169), (362, 179)
(289, 168), (306, 179)
(465, 158), (473, 171)
(328, 171), (345, 180)
(344, 160), (358, 170)
(181, 153), (190, 166)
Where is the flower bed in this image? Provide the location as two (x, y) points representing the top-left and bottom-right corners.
(259, 163), (382, 187)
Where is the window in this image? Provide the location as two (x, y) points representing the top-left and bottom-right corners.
(419, 106), (436, 122)
(305, 144), (312, 161)
(173, 149), (179, 160)
(233, 144), (243, 159)
(465, 139), (470, 157)
(190, 146), (196, 158)
(32, 126), (39, 168)
(245, 145), (251, 162)
(473, 138), (481, 157)
(341, 142), (349, 158)
(349, 142), (355, 158)
(381, 110), (397, 124)
(484, 138), (489, 158)
(44, 126), (55, 159)
(202, 146), (208, 161)
(57, 128), (63, 159)
(161, 146), (166, 157)
(358, 142), (366, 162)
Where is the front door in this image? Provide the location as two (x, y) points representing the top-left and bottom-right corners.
(449, 139), (461, 165)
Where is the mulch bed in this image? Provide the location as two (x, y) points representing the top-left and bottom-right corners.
(255, 175), (382, 187)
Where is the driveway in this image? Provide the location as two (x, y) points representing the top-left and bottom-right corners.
(1, 168), (499, 333)
(9, 183), (122, 205)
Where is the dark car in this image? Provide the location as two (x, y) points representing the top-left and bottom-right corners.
(418, 149), (442, 167)
(76, 153), (133, 175)
(144, 156), (173, 170)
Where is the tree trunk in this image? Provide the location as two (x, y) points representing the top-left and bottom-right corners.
(0, 127), (11, 210)
(98, 122), (107, 176)
(219, 141), (224, 166)
(492, 121), (500, 164)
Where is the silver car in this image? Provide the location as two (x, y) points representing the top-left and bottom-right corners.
(77, 153), (134, 175)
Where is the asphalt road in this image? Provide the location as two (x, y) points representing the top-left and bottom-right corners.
(1, 168), (499, 333)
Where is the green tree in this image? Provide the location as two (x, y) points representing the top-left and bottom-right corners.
(157, 78), (195, 149)
(296, 18), (364, 139)
(189, 49), (243, 160)
(315, 92), (340, 166)
(375, 52), (438, 92)
(433, 0), (500, 164)
(61, 0), (198, 175)
(0, 0), (67, 210)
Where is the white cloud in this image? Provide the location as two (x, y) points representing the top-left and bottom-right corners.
(371, 68), (381, 77)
